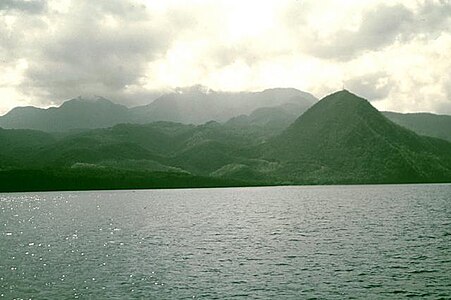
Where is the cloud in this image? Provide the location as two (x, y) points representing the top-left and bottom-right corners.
(13, 0), (174, 106)
(0, 0), (450, 115)
(344, 72), (393, 101)
(0, 0), (47, 14)
(414, 1), (451, 35)
(294, 2), (451, 61)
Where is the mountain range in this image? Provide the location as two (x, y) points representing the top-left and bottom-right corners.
(1, 87), (449, 143)
(0, 89), (450, 192)
(0, 87), (317, 132)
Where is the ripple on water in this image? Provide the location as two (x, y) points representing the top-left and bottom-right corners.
(0, 185), (450, 299)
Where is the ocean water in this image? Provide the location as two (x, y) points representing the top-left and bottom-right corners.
(0, 184), (450, 299)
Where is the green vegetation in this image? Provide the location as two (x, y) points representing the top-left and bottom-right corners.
(0, 90), (450, 192)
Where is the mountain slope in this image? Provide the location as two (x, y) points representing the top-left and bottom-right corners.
(265, 90), (451, 184)
(0, 96), (130, 132)
(11, 121), (259, 174)
(383, 111), (451, 142)
(0, 128), (56, 168)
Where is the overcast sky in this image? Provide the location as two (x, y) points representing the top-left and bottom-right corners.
(0, 0), (450, 115)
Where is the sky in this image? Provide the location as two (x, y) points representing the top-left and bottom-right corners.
(0, 0), (450, 115)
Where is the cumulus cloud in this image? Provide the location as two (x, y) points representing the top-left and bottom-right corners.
(293, 2), (451, 61)
(0, 0), (450, 115)
(311, 4), (413, 60)
(16, 0), (174, 106)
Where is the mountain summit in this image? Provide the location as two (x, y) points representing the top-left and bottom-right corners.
(266, 90), (451, 183)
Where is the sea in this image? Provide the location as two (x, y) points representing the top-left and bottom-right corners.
(1, 184), (450, 299)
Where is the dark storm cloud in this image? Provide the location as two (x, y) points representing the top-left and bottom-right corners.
(16, 0), (173, 106)
(299, 2), (451, 61)
(0, 0), (46, 14)
(344, 72), (393, 101)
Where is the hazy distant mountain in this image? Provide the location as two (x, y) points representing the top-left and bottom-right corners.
(130, 86), (317, 124)
(264, 90), (451, 184)
(0, 87), (317, 131)
(383, 111), (451, 142)
(0, 96), (130, 132)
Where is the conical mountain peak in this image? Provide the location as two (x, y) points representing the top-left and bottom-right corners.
(266, 90), (451, 183)
(305, 89), (375, 114)
(287, 90), (382, 134)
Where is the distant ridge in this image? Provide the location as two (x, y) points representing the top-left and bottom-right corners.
(130, 87), (317, 124)
(0, 88), (317, 131)
(383, 111), (451, 142)
(0, 96), (130, 132)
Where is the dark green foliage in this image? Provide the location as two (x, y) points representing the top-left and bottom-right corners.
(0, 128), (56, 168)
(170, 140), (242, 174)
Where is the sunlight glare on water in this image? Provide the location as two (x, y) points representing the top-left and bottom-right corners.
(0, 184), (450, 299)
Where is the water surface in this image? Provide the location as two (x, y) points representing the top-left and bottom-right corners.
(1, 184), (450, 299)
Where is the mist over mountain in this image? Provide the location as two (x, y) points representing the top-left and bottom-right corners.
(131, 86), (317, 124)
(0, 87), (317, 132)
(0, 89), (450, 191)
